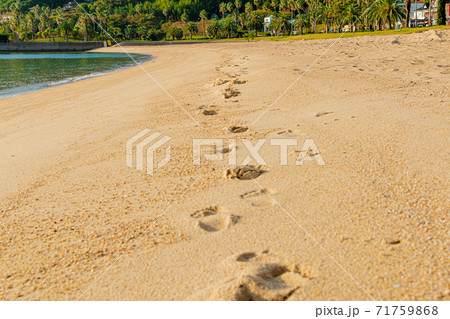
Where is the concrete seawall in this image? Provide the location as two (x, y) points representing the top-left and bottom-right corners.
(0, 42), (106, 52)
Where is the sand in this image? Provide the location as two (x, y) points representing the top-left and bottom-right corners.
(0, 29), (449, 300)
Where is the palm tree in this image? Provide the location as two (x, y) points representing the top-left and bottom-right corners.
(124, 25), (134, 39)
(371, 0), (406, 29)
(245, 2), (253, 15)
(136, 26), (146, 40)
(245, 2), (253, 28)
(76, 13), (91, 41)
(319, 3), (331, 33)
(278, 13), (291, 34)
(262, 2), (269, 16)
(206, 19), (221, 38)
(219, 2), (227, 18)
(239, 12), (247, 29)
(306, 0), (321, 33)
(181, 12), (188, 25)
(249, 12), (263, 36)
(38, 13), (47, 33)
(184, 21), (198, 39)
(330, 0), (345, 32)
(271, 0), (279, 12)
(163, 8), (169, 22)
(200, 10), (208, 37)
(227, 2), (234, 14)
(405, 0), (411, 27)
(180, 12), (188, 39)
(287, 0), (296, 34)
(96, 11), (108, 39)
(55, 7), (66, 40)
(293, 0), (304, 14)
(33, 4), (41, 18)
(42, 28), (50, 41)
(269, 17), (282, 36)
(235, 0), (242, 13)
(26, 12), (36, 39)
(295, 13), (309, 34)
(345, 4), (360, 33)
(59, 19), (73, 42)
(221, 17), (237, 38)
(55, 7), (64, 25)
(10, 0), (21, 41)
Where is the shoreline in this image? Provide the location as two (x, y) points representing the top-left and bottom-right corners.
(0, 52), (153, 100)
(0, 30), (448, 300)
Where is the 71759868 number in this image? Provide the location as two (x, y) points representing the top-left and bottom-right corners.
(376, 306), (438, 316)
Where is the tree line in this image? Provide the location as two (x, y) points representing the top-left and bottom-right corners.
(0, 0), (447, 42)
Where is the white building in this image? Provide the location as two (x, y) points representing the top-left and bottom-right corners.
(410, 3), (428, 26)
(263, 15), (272, 33)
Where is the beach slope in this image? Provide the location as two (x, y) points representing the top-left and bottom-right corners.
(0, 30), (449, 300)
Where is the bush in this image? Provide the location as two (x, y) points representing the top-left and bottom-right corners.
(146, 29), (165, 41)
(260, 32), (271, 37)
(236, 30), (246, 38)
(173, 27), (183, 40)
(246, 31), (255, 41)
(19, 32), (33, 40)
(167, 26), (183, 40)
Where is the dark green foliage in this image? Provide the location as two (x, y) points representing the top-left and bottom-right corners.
(174, 27), (183, 39)
(1, 1), (68, 12)
(0, 33), (9, 42)
(146, 28), (164, 40)
(0, 0), (437, 42)
(436, 0), (446, 25)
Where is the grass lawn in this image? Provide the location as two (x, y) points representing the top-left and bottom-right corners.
(167, 25), (448, 42)
(271, 25), (450, 41)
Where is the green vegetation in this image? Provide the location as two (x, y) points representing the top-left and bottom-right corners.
(270, 25), (449, 41)
(0, 0), (446, 43)
(0, 1), (67, 12)
(437, 0), (446, 25)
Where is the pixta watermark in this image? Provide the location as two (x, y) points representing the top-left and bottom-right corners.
(126, 129), (325, 175)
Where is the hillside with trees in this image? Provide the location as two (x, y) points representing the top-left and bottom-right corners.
(0, 1), (68, 12)
(0, 0), (447, 43)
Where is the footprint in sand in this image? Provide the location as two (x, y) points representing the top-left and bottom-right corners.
(203, 109), (217, 115)
(191, 206), (239, 232)
(214, 78), (230, 86)
(232, 79), (247, 85)
(222, 87), (240, 99)
(229, 125), (248, 133)
(276, 129), (293, 135)
(215, 144), (235, 154)
(215, 78), (246, 87)
(240, 188), (275, 207)
(191, 206), (219, 218)
(314, 111), (333, 117)
(192, 250), (319, 301)
(225, 165), (266, 180)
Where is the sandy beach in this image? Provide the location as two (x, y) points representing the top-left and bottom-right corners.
(0, 29), (449, 300)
